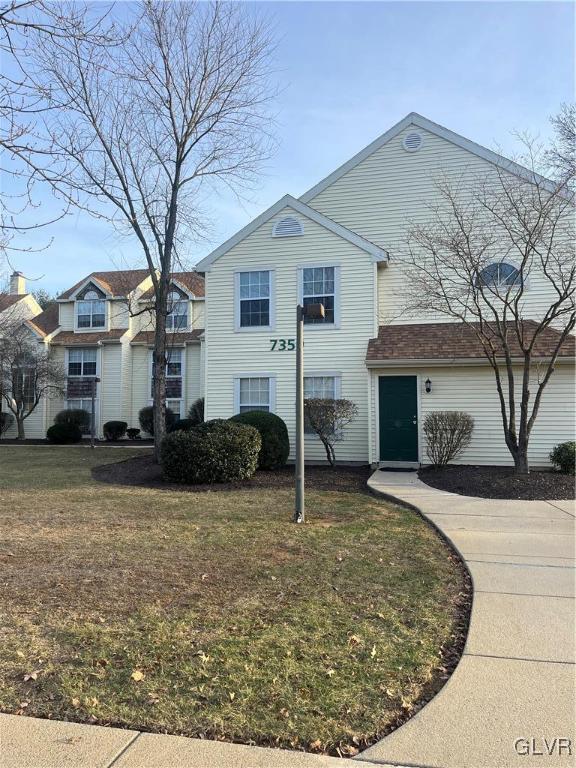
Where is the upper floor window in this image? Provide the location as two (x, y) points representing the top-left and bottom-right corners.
(68, 348), (97, 377)
(150, 348), (183, 401)
(166, 291), (188, 331)
(477, 262), (522, 290)
(76, 289), (105, 329)
(236, 270), (272, 329)
(301, 266), (338, 325)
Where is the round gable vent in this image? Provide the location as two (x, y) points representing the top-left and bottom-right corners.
(402, 132), (423, 152)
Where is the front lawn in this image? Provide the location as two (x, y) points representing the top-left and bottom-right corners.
(0, 447), (469, 756)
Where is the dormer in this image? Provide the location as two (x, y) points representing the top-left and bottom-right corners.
(74, 282), (108, 331)
(166, 286), (189, 331)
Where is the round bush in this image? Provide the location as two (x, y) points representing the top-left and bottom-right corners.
(55, 408), (90, 431)
(169, 418), (195, 433)
(160, 419), (261, 484)
(139, 405), (177, 436)
(230, 410), (289, 470)
(550, 441), (575, 475)
(47, 422), (82, 444)
(127, 428), (141, 440)
(188, 397), (204, 426)
(103, 420), (128, 441)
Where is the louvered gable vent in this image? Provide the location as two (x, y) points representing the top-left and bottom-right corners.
(402, 132), (423, 152)
(272, 215), (304, 238)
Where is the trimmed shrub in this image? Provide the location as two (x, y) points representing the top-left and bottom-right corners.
(423, 411), (474, 467)
(230, 410), (289, 470)
(550, 441), (575, 475)
(127, 428), (141, 440)
(103, 420), (128, 441)
(169, 418), (196, 433)
(0, 412), (14, 436)
(138, 405), (177, 436)
(188, 397), (205, 426)
(55, 408), (90, 432)
(161, 419), (261, 484)
(47, 422), (82, 444)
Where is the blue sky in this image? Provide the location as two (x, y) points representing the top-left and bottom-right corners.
(7, 1), (575, 295)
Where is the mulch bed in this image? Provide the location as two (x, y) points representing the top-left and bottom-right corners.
(92, 454), (372, 493)
(419, 464), (574, 500)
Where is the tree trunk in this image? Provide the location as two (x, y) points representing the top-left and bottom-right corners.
(152, 283), (168, 463)
(513, 450), (529, 475)
(17, 417), (25, 440)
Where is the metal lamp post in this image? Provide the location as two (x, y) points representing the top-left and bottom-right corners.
(293, 302), (324, 524)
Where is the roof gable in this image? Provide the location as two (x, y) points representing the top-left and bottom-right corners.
(58, 269), (151, 300)
(25, 303), (60, 338)
(196, 195), (389, 271)
(300, 112), (558, 203)
(0, 293), (25, 313)
(139, 271), (205, 301)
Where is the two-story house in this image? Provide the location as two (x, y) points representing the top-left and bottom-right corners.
(197, 112), (575, 467)
(2, 269), (205, 438)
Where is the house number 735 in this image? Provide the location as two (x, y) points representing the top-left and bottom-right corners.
(270, 339), (295, 351)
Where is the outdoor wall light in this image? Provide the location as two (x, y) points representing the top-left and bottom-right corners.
(425, 378), (432, 394)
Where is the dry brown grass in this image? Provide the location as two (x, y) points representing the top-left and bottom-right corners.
(0, 447), (469, 756)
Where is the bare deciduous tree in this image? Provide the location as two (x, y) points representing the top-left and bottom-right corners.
(27, 0), (275, 457)
(0, 325), (65, 438)
(547, 103), (575, 187)
(0, 0), (117, 253)
(423, 411), (474, 467)
(401, 133), (575, 474)
(304, 398), (358, 466)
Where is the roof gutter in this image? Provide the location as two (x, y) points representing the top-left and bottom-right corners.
(365, 356), (576, 368)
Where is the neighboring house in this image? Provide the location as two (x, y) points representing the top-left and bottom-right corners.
(0, 272), (43, 327)
(197, 112), (575, 467)
(2, 270), (205, 438)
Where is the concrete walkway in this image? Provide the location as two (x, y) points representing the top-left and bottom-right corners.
(362, 470), (576, 768)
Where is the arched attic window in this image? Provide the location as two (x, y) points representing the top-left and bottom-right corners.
(76, 286), (106, 328)
(166, 289), (188, 330)
(476, 262), (522, 289)
(272, 216), (304, 238)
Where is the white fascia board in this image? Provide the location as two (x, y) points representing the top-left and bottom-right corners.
(195, 194), (388, 272)
(300, 112), (560, 203)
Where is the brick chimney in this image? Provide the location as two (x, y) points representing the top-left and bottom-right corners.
(9, 271), (26, 295)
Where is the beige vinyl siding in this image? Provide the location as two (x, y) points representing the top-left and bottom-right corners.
(110, 301), (130, 330)
(100, 345), (123, 429)
(185, 344), (202, 409)
(130, 346), (151, 429)
(307, 124), (570, 326)
(204, 205), (375, 462)
(58, 302), (75, 331)
(369, 363), (575, 467)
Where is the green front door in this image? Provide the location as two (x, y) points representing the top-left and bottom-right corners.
(378, 376), (418, 462)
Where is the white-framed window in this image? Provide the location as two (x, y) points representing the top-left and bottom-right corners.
(234, 374), (276, 414)
(149, 348), (184, 417)
(76, 289), (106, 329)
(304, 374), (341, 434)
(477, 262), (522, 289)
(166, 291), (189, 331)
(298, 265), (340, 327)
(235, 269), (274, 330)
(67, 348), (97, 377)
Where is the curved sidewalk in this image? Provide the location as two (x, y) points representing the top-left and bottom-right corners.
(360, 470), (576, 768)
